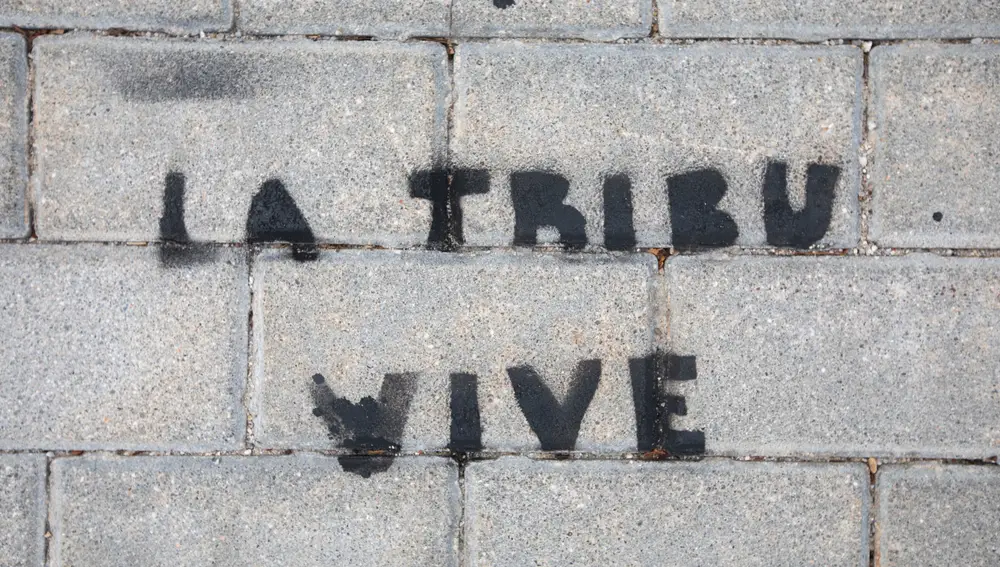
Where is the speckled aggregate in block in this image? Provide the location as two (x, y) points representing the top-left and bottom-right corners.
(877, 464), (1000, 567)
(452, 43), (862, 248)
(251, 249), (658, 451)
(465, 457), (869, 567)
(239, 0), (450, 38)
(0, 0), (231, 33)
(0, 244), (248, 450)
(0, 455), (45, 567)
(32, 35), (448, 245)
(451, 0), (651, 40)
(661, 0), (1000, 40)
(667, 254), (1000, 458)
(0, 33), (27, 238)
(50, 455), (459, 567)
(870, 45), (1000, 248)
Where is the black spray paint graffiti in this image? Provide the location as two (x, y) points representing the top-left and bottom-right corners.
(492, 0), (516, 8)
(158, 161), (841, 264)
(308, 354), (703, 476)
(310, 373), (417, 478)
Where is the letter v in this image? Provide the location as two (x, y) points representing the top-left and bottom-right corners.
(507, 360), (601, 451)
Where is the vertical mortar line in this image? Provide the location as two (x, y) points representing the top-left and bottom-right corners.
(858, 41), (875, 252)
(242, 246), (257, 452)
(22, 30), (36, 240)
(229, 0), (240, 34)
(868, 459), (878, 567)
(649, 0), (660, 39)
(456, 459), (468, 567)
(42, 454), (54, 567)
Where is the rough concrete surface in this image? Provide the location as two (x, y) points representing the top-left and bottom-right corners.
(50, 455), (460, 567)
(870, 44), (1000, 248)
(251, 249), (658, 452)
(0, 244), (248, 450)
(32, 35), (448, 245)
(0, 0), (231, 33)
(877, 464), (1000, 567)
(667, 254), (1000, 458)
(451, 0), (651, 40)
(661, 0), (1000, 40)
(466, 457), (869, 567)
(0, 33), (27, 238)
(239, 0), (450, 38)
(452, 43), (862, 249)
(0, 455), (45, 567)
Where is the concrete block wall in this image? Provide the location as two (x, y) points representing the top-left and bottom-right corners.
(0, 2), (998, 565)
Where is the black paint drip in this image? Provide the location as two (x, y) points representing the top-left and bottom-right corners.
(448, 373), (483, 453)
(493, 0), (515, 7)
(762, 161), (840, 248)
(602, 173), (637, 251)
(510, 171), (588, 250)
(309, 373), (417, 477)
(667, 168), (739, 249)
(628, 350), (705, 455)
(409, 168), (490, 251)
(507, 360), (601, 451)
(246, 179), (318, 261)
(157, 171), (215, 266)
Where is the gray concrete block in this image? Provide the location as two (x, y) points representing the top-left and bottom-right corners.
(240, 0), (450, 38)
(667, 254), (1000, 458)
(50, 455), (459, 567)
(0, 33), (27, 239)
(0, 0), (231, 33)
(452, 43), (861, 249)
(877, 464), (1000, 566)
(466, 457), (869, 567)
(660, 1), (1000, 40)
(32, 35), (448, 245)
(870, 45), (1000, 248)
(0, 244), (248, 450)
(0, 455), (45, 567)
(251, 250), (658, 452)
(451, 0), (651, 40)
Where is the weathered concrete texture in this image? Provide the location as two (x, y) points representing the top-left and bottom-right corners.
(32, 35), (448, 245)
(0, 0), (231, 33)
(451, 0), (651, 40)
(0, 244), (248, 450)
(667, 255), (1000, 458)
(0, 455), (45, 567)
(239, 0), (450, 38)
(877, 464), (1000, 566)
(0, 33), (27, 238)
(51, 455), (459, 567)
(251, 250), (657, 451)
(466, 457), (869, 567)
(870, 45), (1000, 248)
(452, 43), (861, 249)
(661, 1), (1000, 40)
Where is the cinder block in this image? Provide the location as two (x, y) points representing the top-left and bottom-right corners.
(667, 254), (1000, 458)
(251, 250), (658, 452)
(239, 0), (450, 37)
(451, 0), (651, 40)
(0, 455), (45, 567)
(452, 43), (861, 249)
(32, 35), (448, 245)
(660, 1), (1000, 40)
(871, 45), (1000, 248)
(50, 455), (459, 567)
(466, 457), (869, 567)
(0, 33), (27, 238)
(0, 244), (248, 450)
(877, 464), (1000, 566)
(0, 0), (231, 33)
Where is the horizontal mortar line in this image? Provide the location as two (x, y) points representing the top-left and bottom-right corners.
(4, 239), (1000, 257)
(0, 448), (996, 467)
(1, 27), (996, 45)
